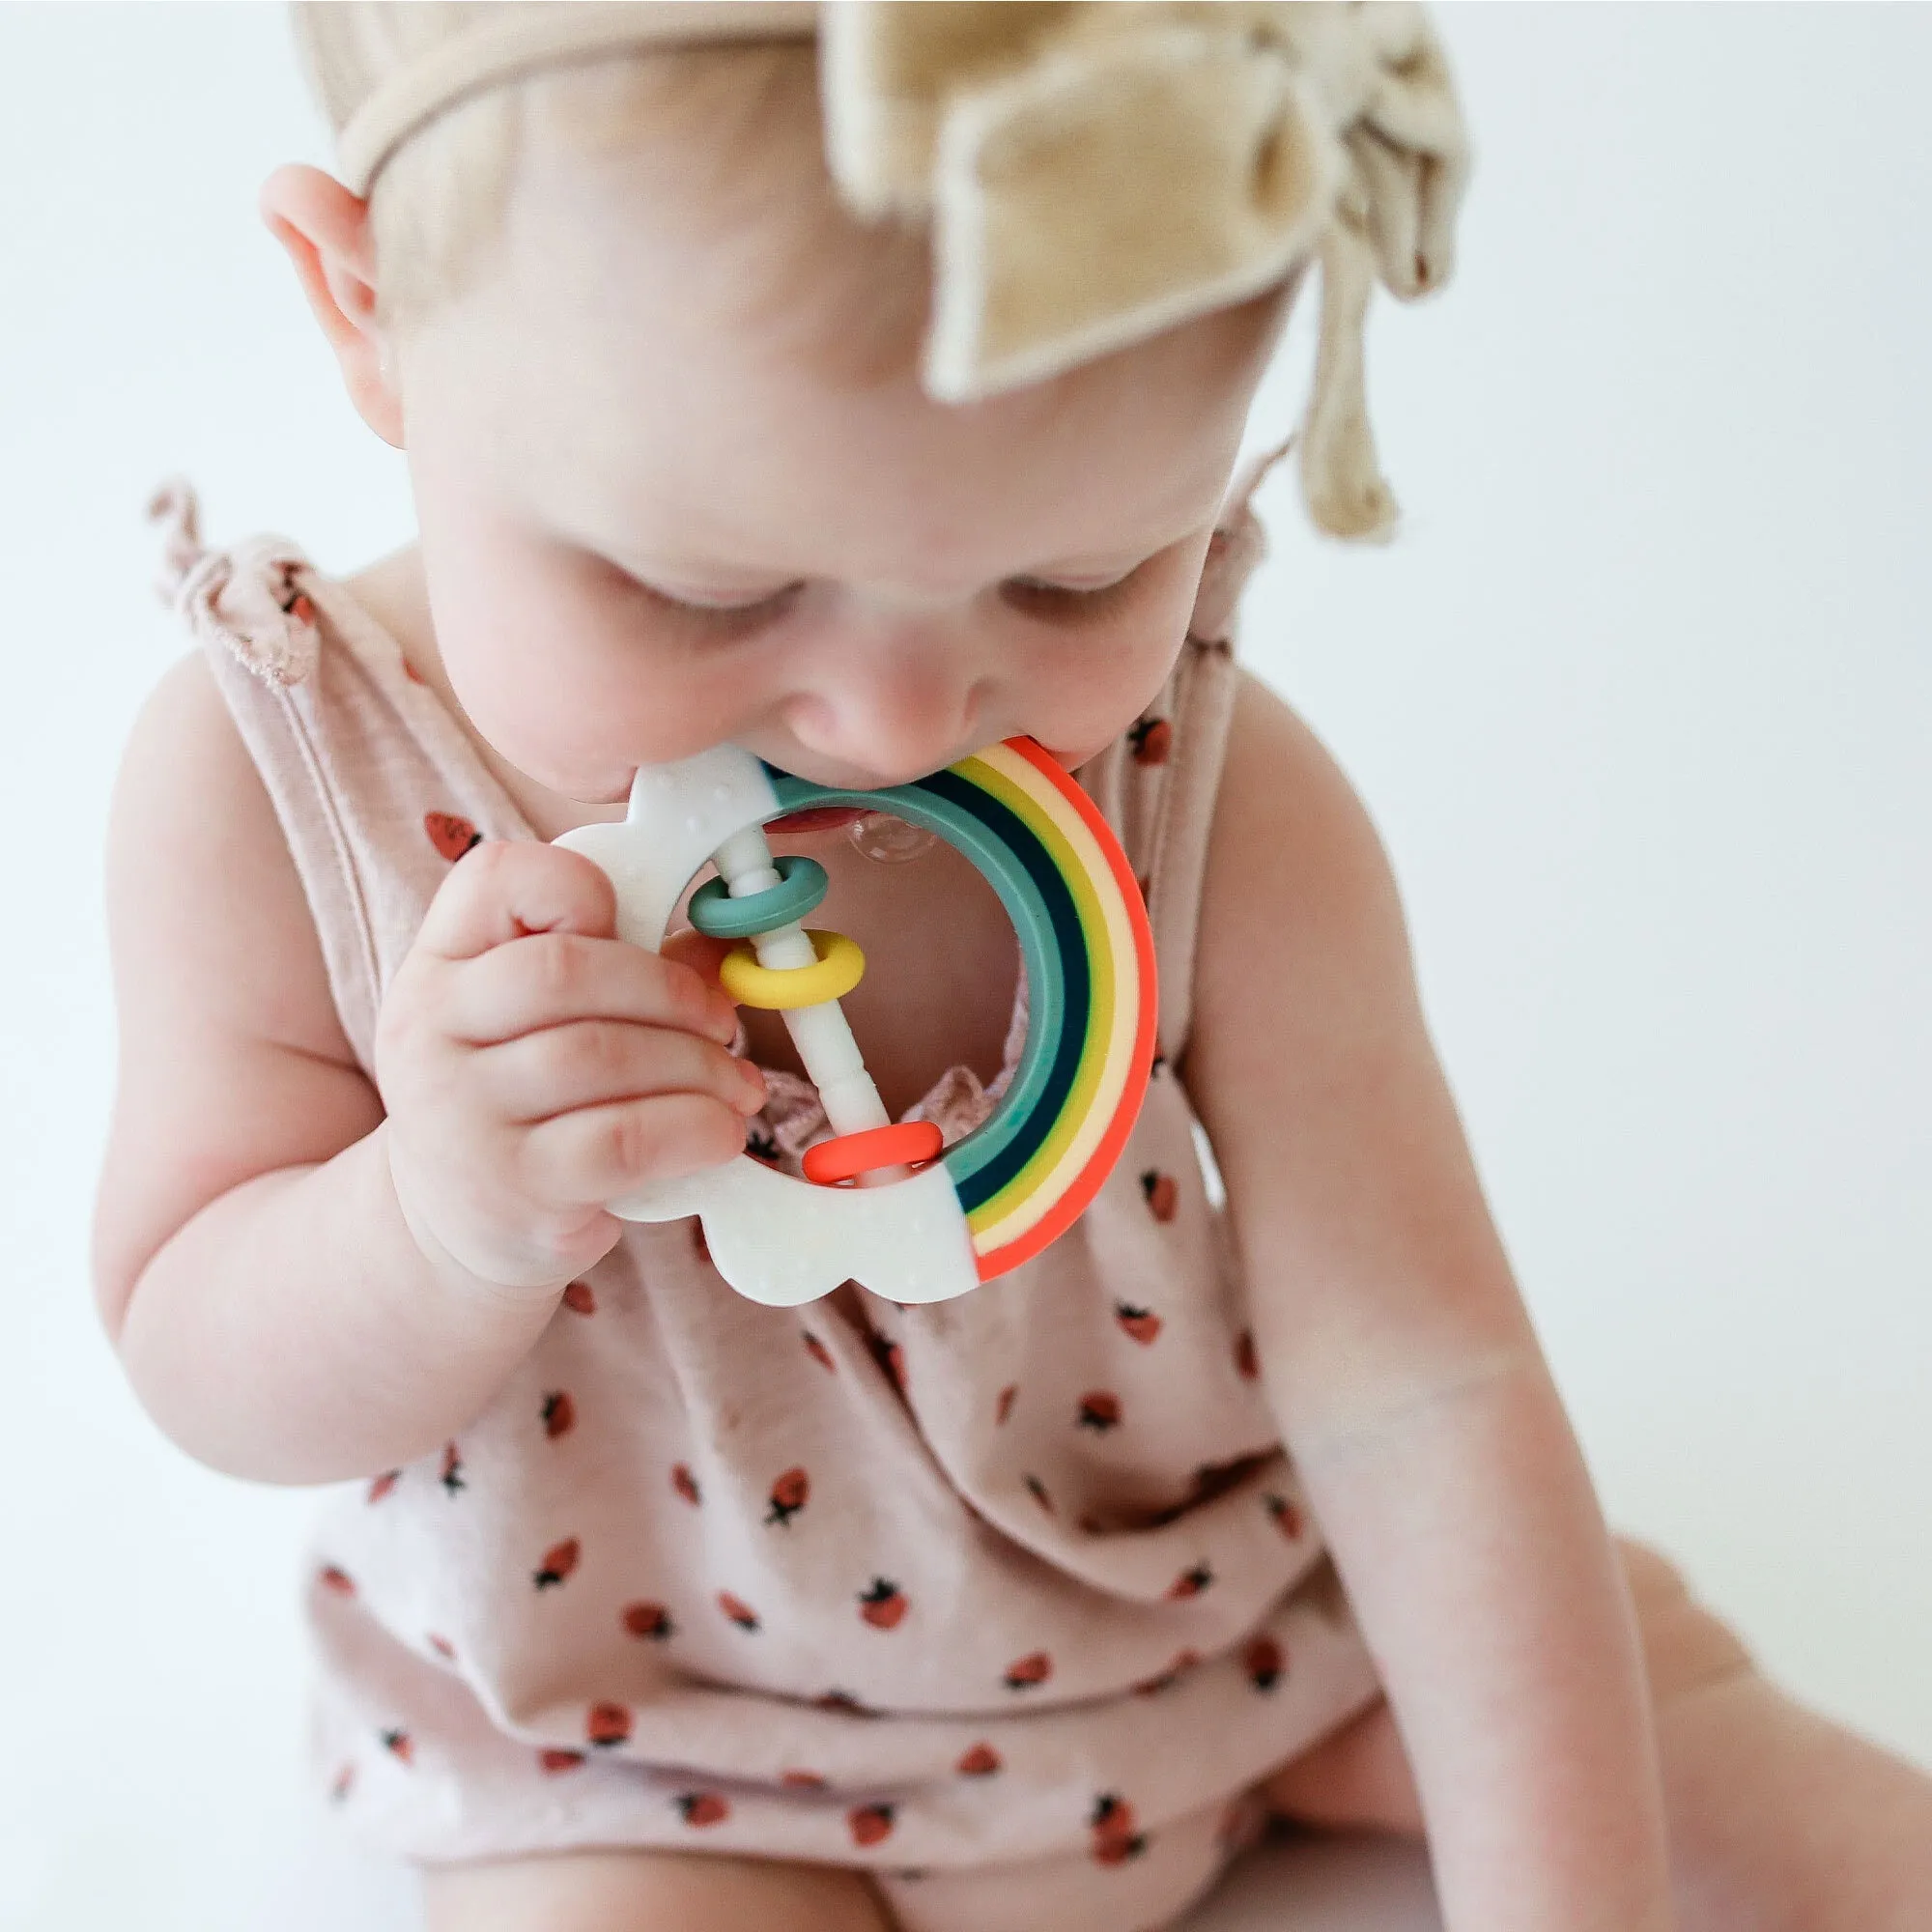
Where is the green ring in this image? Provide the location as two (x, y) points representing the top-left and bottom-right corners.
(687, 855), (830, 940)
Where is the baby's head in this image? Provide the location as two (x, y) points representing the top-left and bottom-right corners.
(269, 3), (1464, 800)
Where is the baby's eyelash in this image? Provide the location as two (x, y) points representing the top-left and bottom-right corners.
(1000, 562), (1150, 622)
(627, 576), (806, 633)
(604, 554), (1152, 633)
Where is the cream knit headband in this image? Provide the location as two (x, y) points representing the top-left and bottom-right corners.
(336, 1), (1469, 539)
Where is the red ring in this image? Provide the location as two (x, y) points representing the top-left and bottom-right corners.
(802, 1121), (945, 1187)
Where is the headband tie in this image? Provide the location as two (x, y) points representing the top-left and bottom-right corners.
(330, 2), (1469, 538)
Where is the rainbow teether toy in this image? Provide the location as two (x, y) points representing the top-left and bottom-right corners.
(555, 737), (1156, 1308)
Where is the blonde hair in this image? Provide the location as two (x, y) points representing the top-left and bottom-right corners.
(292, 2), (936, 382)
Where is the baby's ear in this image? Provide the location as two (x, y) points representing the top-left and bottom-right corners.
(258, 163), (403, 450)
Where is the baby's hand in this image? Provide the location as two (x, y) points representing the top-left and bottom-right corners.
(375, 840), (765, 1293)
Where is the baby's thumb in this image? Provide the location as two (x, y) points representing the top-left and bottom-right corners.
(416, 840), (617, 961)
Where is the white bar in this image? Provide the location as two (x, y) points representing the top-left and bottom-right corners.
(707, 826), (902, 1179)
(788, 1004), (891, 1135)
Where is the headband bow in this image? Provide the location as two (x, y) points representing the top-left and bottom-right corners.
(330, 1), (1469, 537)
(825, 3), (1466, 534)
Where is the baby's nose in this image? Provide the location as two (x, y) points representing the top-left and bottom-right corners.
(784, 629), (983, 784)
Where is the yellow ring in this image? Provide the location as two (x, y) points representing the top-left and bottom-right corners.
(720, 929), (867, 1010)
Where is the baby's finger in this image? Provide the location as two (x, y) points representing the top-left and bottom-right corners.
(479, 1019), (766, 1123)
(415, 840), (618, 963)
(519, 1093), (753, 1205)
(448, 931), (739, 1048)
(662, 926), (738, 993)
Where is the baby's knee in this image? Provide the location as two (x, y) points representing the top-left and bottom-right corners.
(423, 1848), (894, 1932)
(1616, 1536), (1756, 1709)
(1259, 1700), (1424, 1836)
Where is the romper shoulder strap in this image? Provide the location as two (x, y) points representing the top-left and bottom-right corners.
(148, 480), (526, 1074)
(1078, 441), (1286, 1067)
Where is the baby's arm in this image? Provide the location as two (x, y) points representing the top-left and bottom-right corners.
(1186, 676), (1673, 1932)
(93, 654), (757, 1484)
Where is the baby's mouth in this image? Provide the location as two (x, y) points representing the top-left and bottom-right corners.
(762, 806), (873, 835)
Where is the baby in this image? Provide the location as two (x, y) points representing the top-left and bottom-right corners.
(98, 6), (1932, 1931)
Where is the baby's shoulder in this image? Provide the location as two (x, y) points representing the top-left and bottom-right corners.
(96, 652), (379, 1320)
(109, 647), (352, 1062)
(118, 644), (257, 799)
(1207, 671), (1406, 957)
(1181, 668), (1420, 1103)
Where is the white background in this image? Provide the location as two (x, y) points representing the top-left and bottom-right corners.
(0, 6), (1925, 1930)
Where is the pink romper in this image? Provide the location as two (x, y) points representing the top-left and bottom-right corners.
(153, 473), (1379, 1932)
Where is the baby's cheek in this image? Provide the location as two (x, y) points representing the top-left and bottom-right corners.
(1064, 603), (1195, 751)
(487, 635), (774, 800)
(433, 612), (634, 794)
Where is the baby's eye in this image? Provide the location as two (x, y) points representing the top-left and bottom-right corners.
(664, 582), (806, 614)
(1001, 562), (1148, 622)
(622, 573), (807, 632)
